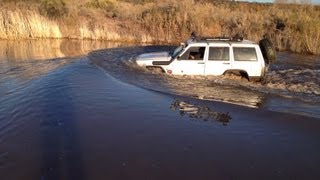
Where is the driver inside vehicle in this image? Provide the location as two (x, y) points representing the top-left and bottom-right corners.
(188, 47), (205, 60)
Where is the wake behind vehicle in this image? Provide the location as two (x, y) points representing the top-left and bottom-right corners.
(135, 35), (275, 81)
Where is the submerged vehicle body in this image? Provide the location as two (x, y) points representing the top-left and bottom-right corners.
(136, 37), (275, 81)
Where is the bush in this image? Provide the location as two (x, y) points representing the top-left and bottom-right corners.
(85, 0), (114, 9)
(84, 0), (118, 18)
(40, 0), (68, 19)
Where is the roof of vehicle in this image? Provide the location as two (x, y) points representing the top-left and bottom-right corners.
(187, 37), (257, 45)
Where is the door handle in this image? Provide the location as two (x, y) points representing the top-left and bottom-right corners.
(198, 62), (205, 64)
(223, 63), (230, 65)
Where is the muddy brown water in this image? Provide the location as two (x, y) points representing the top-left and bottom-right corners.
(0, 40), (320, 180)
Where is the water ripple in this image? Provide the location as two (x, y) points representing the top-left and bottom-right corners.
(89, 46), (320, 117)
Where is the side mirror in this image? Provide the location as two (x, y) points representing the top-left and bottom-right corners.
(177, 56), (181, 61)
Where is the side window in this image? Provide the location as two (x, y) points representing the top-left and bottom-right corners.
(208, 47), (229, 61)
(233, 47), (257, 61)
(179, 46), (206, 60)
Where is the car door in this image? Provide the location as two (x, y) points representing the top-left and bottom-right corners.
(171, 45), (207, 75)
(232, 46), (260, 76)
(205, 45), (231, 75)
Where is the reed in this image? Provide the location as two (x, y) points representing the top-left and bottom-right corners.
(0, 9), (62, 39)
(0, 0), (320, 54)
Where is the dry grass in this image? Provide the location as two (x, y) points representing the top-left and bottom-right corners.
(0, 0), (320, 54)
(0, 8), (62, 39)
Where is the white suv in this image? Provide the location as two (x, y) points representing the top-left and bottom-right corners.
(135, 37), (275, 81)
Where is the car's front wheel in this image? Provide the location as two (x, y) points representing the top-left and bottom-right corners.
(146, 66), (165, 73)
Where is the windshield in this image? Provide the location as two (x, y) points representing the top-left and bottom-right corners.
(170, 45), (184, 58)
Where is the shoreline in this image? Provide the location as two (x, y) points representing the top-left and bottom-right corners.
(1, 1), (320, 55)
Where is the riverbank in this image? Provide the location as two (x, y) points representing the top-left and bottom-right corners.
(1, 0), (320, 54)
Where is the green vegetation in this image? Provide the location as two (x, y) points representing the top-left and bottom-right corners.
(0, 0), (319, 55)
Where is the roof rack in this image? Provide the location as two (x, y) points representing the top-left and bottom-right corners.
(187, 32), (244, 45)
(200, 36), (243, 42)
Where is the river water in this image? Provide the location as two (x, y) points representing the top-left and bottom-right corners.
(0, 40), (319, 180)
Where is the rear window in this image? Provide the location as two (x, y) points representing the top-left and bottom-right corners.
(233, 47), (257, 61)
(208, 47), (229, 61)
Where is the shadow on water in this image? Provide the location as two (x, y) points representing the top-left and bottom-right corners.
(39, 71), (86, 180)
(170, 99), (232, 125)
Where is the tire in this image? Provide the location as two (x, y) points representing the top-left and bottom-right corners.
(249, 77), (262, 82)
(146, 66), (165, 73)
(259, 38), (276, 64)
